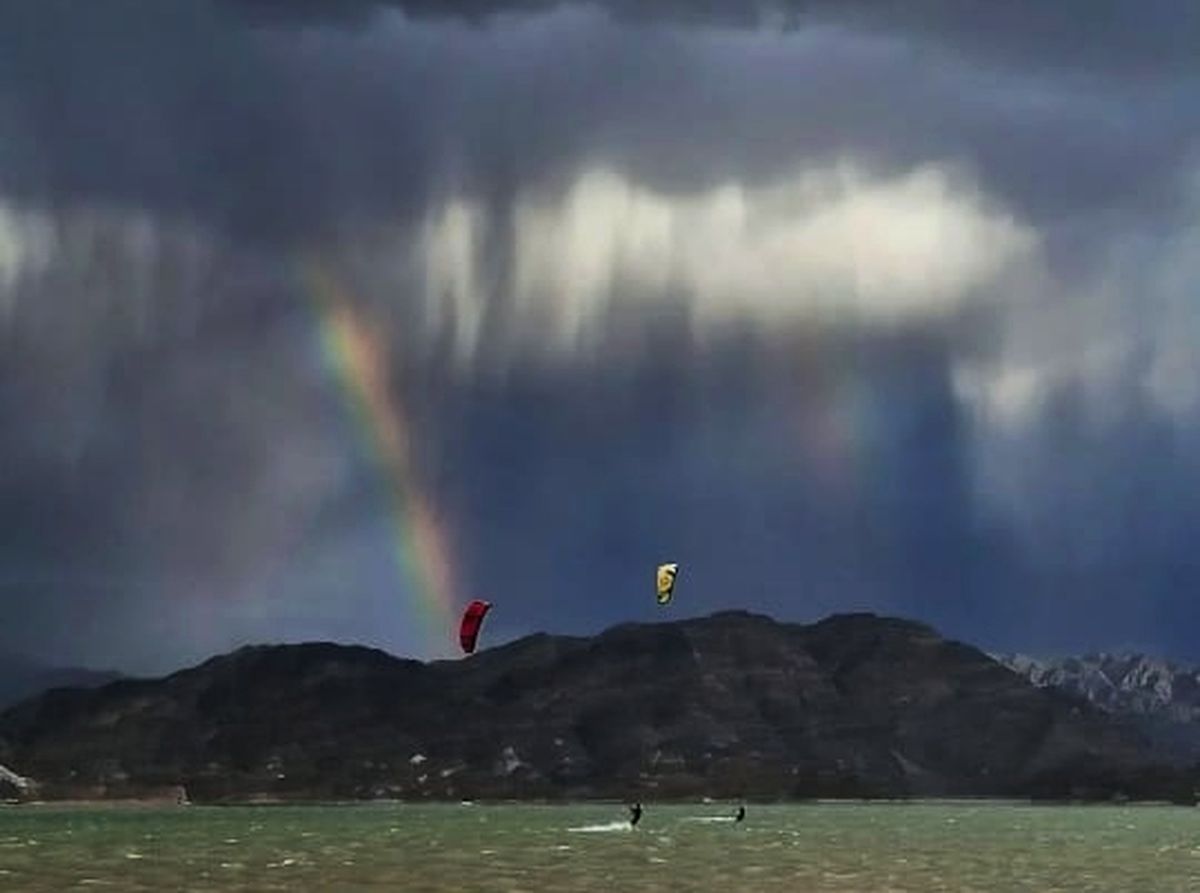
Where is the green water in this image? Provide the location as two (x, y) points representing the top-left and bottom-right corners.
(1, 802), (1198, 891)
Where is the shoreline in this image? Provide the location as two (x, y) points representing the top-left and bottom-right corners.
(4, 795), (1194, 809)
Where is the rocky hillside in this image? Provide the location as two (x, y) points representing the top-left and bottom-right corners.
(0, 612), (1192, 803)
(0, 761), (34, 800)
(997, 652), (1200, 763)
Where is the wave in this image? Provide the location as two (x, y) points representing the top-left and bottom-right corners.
(567, 821), (633, 833)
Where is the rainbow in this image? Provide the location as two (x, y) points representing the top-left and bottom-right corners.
(301, 259), (459, 650)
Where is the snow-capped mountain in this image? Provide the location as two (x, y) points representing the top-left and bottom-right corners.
(995, 651), (1200, 761)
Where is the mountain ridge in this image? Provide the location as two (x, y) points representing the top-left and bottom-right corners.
(0, 612), (1193, 804)
(995, 650), (1200, 763)
(0, 653), (123, 712)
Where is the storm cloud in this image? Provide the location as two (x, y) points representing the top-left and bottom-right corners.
(0, 0), (1198, 671)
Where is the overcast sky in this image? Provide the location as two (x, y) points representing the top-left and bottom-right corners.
(1, 0), (1199, 673)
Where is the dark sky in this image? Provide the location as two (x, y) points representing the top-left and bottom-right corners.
(1, 0), (1199, 673)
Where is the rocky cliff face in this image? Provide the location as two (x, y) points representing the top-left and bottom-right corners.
(997, 652), (1200, 720)
(0, 761), (35, 800)
(997, 651), (1200, 763)
(0, 612), (1191, 803)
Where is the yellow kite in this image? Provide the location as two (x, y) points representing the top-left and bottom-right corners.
(656, 563), (679, 605)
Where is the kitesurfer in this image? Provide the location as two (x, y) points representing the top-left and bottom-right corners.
(734, 805), (745, 823)
(629, 802), (643, 827)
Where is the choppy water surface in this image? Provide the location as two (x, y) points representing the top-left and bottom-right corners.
(2, 802), (1199, 891)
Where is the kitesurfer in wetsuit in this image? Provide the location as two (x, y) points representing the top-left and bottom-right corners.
(629, 802), (643, 827)
(734, 805), (745, 823)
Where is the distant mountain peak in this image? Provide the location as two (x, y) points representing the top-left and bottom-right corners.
(996, 651), (1200, 762)
(0, 654), (122, 712)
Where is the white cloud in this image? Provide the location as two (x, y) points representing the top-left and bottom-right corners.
(953, 165), (1200, 439)
(953, 362), (1047, 428)
(415, 161), (1038, 363)
(1142, 184), (1200, 419)
(0, 203), (57, 317)
(417, 200), (488, 364)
